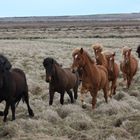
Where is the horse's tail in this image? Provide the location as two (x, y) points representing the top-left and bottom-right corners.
(15, 96), (25, 108)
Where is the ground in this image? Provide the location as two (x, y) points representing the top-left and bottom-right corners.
(0, 19), (140, 140)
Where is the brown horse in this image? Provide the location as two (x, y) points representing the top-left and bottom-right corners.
(104, 52), (119, 97)
(43, 57), (79, 105)
(92, 44), (108, 68)
(72, 48), (109, 109)
(92, 44), (119, 97)
(120, 46), (138, 88)
(0, 67), (34, 122)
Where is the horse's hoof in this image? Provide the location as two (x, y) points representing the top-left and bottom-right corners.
(29, 110), (34, 117)
(82, 104), (87, 109)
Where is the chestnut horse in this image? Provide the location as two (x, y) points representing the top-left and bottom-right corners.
(92, 44), (108, 68)
(120, 46), (138, 88)
(72, 48), (109, 109)
(104, 52), (119, 97)
(92, 44), (119, 97)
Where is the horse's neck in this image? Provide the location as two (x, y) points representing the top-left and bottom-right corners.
(99, 54), (107, 67)
(52, 64), (62, 82)
(82, 58), (98, 80)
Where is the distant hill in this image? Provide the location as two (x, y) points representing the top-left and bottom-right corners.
(0, 13), (140, 22)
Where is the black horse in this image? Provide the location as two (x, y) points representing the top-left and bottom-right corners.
(43, 57), (79, 105)
(136, 45), (140, 58)
(0, 59), (34, 122)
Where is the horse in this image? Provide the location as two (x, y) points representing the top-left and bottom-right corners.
(0, 64), (34, 122)
(43, 57), (79, 105)
(104, 52), (119, 97)
(92, 44), (108, 68)
(92, 44), (119, 97)
(72, 48), (109, 109)
(120, 46), (138, 88)
(136, 45), (140, 58)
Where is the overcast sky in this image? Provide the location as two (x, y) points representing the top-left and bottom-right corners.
(1, 0), (140, 17)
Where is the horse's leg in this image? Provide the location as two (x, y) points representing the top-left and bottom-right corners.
(127, 76), (131, 88)
(3, 101), (10, 122)
(0, 111), (4, 116)
(23, 91), (34, 117)
(49, 90), (55, 105)
(103, 86), (108, 103)
(60, 91), (65, 105)
(112, 79), (117, 95)
(11, 102), (16, 121)
(91, 91), (97, 109)
(73, 86), (78, 100)
(67, 90), (74, 103)
(80, 87), (86, 108)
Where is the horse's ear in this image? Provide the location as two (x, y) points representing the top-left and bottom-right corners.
(80, 48), (83, 54)
(129, 48), (132, 52)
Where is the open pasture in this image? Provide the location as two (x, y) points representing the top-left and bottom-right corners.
(0, 19), (140, 140)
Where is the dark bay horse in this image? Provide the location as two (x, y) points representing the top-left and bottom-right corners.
(120, 46), (138, 88)
(0, 66), (34, 122)
(72, 48), (109, 109)
(43, 57), (79, 105)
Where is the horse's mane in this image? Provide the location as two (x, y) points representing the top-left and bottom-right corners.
(53, 59), (60, 66)
(92, 43), (103, 51)
(83, 50), (95, 64)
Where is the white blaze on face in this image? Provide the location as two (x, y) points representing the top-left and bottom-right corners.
(110, 57), (113, 61)
(75, 54), (78, 59)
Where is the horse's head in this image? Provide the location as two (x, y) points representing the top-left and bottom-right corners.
(106, 52), (115, 72)
(92, 44), (103, 64)
(43, 57), (56, 82)
(122, 47), (132, 65)
(72, 48), (87, 72)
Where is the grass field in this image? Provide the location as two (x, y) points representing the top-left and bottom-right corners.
(0, 18), (140, 140)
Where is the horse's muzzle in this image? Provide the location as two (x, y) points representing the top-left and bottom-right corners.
(46, 76), (52, 82)
(71, 67), (77, 73)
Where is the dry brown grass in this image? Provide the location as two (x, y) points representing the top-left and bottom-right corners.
(0, 20), (140, 140)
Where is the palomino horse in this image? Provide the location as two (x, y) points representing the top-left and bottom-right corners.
(72, 48), (109, 109)
(92, 44), (119, 97)
(120, 46), (138, 88)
